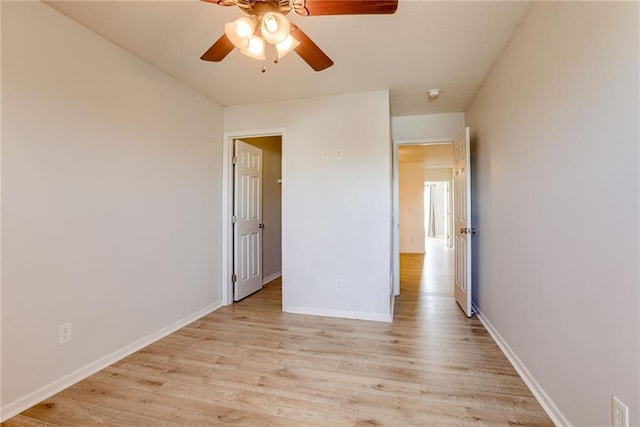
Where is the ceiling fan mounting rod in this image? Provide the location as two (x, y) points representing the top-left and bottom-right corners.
(216, 0), (308, 16)
(253, 1), (287, 16)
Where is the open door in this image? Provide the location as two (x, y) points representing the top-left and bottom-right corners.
(454, 127), (473, 317)
(233, 140), (263, 301)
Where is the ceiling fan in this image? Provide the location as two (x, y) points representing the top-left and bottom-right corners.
(200, 0), (398, 71)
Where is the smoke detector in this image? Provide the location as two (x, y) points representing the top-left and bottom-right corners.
(427, 88), (441, 99)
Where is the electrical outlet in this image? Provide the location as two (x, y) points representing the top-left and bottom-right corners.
(335, 149), (343, 159)
(59, 322), (72, 345)
(612, 396), (629, 427)
(336, 280), (343, 291)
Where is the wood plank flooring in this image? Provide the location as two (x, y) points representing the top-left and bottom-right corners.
(2, 242), (553, 426)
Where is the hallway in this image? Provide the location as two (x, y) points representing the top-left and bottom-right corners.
(400, 237), (454, 297)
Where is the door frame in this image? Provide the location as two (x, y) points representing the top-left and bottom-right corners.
(221, 128), (287, 306)
(392, 137), (454, 296)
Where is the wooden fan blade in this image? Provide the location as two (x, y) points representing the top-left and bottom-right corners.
(290, 26), (334, 71)
(201, 34), (235, 62)
(301, 0), (398, 16)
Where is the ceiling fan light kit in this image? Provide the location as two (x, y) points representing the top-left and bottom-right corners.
(200, 0), (398, 71)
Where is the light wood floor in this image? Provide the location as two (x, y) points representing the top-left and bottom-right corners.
(3, 242), (553, 426)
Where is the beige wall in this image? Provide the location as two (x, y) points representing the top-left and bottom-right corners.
(398, 162), (425, 253)
(1, 2), (224, 417)
(424, 167), (452, 182)
(243, 136), (282, 282)
(465, 2), (639, 425)
(396, 143), (454, 250)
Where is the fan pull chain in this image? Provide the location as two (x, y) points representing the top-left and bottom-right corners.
(270, 44), (278, 68)
(262, 60), (266, 73)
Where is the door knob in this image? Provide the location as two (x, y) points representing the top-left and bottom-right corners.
(259, 223), (265, 229)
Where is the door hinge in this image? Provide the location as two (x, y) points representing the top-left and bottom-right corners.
(231, 274), (237, 283)
(232, 156), (238, 165)
(232, 215), (237, 224)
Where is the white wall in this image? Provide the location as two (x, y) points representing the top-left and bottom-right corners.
(398, 162), (425, 253)
(225, 91), (392, 321)
(1, 2), (224, 418)
(392, 112), (464, 141)
(465, 2), (639, 426)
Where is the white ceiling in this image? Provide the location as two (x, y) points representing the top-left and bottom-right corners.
(45, 0), (531, 116)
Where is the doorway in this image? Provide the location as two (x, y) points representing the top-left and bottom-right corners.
(392, 140), (454, 297)
(424, 180), (453, 247)
(221, 130), (285, 306)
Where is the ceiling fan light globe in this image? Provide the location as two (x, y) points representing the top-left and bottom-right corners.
(276, 34), (300, 58)
(236, 24), (251, 38)
(224, 17), (256, 50)
(240, 35), (266, 60)
(264, 15), (278, 33)
(261, 12), (290, 44)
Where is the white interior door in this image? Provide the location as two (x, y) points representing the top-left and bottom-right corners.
(234, 140), (263, 301)
(453, 127), (473, 317)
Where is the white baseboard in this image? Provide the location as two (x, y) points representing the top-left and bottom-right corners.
(472, 303), (571, 427)
(263, 271), (282, 285)
(0, 300), (224, 422)
(284, 305), (392, 323)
